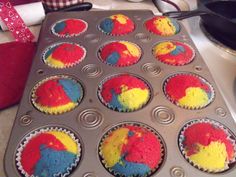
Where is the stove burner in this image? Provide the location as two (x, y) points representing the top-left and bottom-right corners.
(200, 21), (236, 55)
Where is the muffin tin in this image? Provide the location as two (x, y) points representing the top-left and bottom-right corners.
(4, 10), (236, 177)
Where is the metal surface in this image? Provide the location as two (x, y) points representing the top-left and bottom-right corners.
(153, 0), (190, 12)
(4, 10), (236, 177)
(182, 17), (236, 120)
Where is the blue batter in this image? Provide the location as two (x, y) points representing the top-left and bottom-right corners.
(100, 18), (114, 33)
(34, 145), (77, 177)
(112, 157), (151, 177)
(59, 79), (82, 102)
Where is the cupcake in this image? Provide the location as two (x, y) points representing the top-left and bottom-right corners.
(179, 119), (236, 172)
(98, 74), (151, 112)
(163, 73), (214, 109)
(43, 42), (86, 68)
(99, 123), (164, 176)
(153, 41), (195, 66)
(145, 16), (180, 36)
(51, 18), (88, 37)
(16, 127), (81, 177)
(98, 41), (141, 67)
(99, 14), (135, 35)
(31, 75), (83, 115)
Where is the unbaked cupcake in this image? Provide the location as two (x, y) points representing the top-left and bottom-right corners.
(99, 14), (135, 36)
(145, 16), (180, 36)
(99, 122), (164, 176)
(31, 75), (83, 115)
(179, 119), (236, 173)
(43, 42), (86, 68)
(98, 41), (141, 67)
(16, 127), (81, 177)
(163, 73), (214, 109)
(98, 74), (151, 112)
(153, 41), (195, 65)
(51, 18), (88, 37)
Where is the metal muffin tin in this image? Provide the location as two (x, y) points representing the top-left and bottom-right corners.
(4, 10), (236, 177)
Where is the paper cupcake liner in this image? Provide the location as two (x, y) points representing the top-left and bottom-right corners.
(97, 40), (142, 67)
(42, 42), (86, 69)
(97, 16), (135, 36)
(97, 73), (152, 112)
(163, 72), (215, 110)
(16, 127), (82, 177)
(152, 40), (196, 66)
(144, 16), (181, 36)
(31, 75), (84, 115)
(98, 122), (165, 177)
(178, 118), (236, 173)
(51, 18), (88, 38)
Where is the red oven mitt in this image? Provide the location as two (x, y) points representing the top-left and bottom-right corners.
(0, 41), (36, 110)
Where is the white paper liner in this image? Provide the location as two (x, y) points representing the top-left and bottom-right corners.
(51, 18), (88, 38)
(163, 72), (215, 110)
(152, 40), (196, 66)
(15, 127), (81, 177)
(97, 40), (142, 67)
(31, 75), (83, 115)
(178, 118), (236, 173)
(42, 42), (86, 69)
(98, 122), (165, 177)
(97, 73), (151, 112)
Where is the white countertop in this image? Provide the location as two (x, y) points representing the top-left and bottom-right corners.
(0, 0), (160, 176)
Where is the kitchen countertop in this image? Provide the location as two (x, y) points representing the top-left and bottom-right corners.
(0, 0), (160, 176)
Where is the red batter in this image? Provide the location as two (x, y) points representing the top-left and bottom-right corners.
(184, 122), (234, 160)
(165, 75), (210, 100)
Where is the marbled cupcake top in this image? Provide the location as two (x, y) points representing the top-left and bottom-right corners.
(153, 41), (194, 65)
(100, 125), (162, 176)
(43, 43), (86, 68)
(164, 74), (214, 109)
(145, 16), (180, 36)
(52, 19), (87, 37)
(18, 129), (80, 177)
(99, 74), (150, 112)
(99, 14), (135, 35)
(181, 121), (235, 171)
(32, 76), (83, 114)
(99, 41), (141, 67)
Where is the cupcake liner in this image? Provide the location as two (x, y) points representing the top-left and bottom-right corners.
(16, 127), (81, 177)
(98, 122), (165, 177)
(42, 42), (86, 69)
(51, 18), (88, 38)
(152, 40), (196, 66)
(178, 118), (236, 173)
(163, 72), (215, 110)
(97, 15), (135, 36)
(144, 16), (181, 36)
(97, 40), (142, 67)
(31, 75), (84, 115)
(97, 73), (152, 112)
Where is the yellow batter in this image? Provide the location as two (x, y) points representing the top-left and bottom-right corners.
(189, 141), (228, 170)
(179, 87), (209, 108)
(101, 128), (129, 167)
(49, 131), (78, 154)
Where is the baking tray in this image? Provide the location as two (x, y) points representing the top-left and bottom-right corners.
(4, 10), (236, 177)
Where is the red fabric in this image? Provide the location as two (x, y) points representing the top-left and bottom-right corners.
(42, 0), (84, 10)
(0, 42), (36, 110)
(10, 0), (40, 6)
(0, 0), (35, 42)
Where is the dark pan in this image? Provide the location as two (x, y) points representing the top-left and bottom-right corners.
(163, 0), (236, 40)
